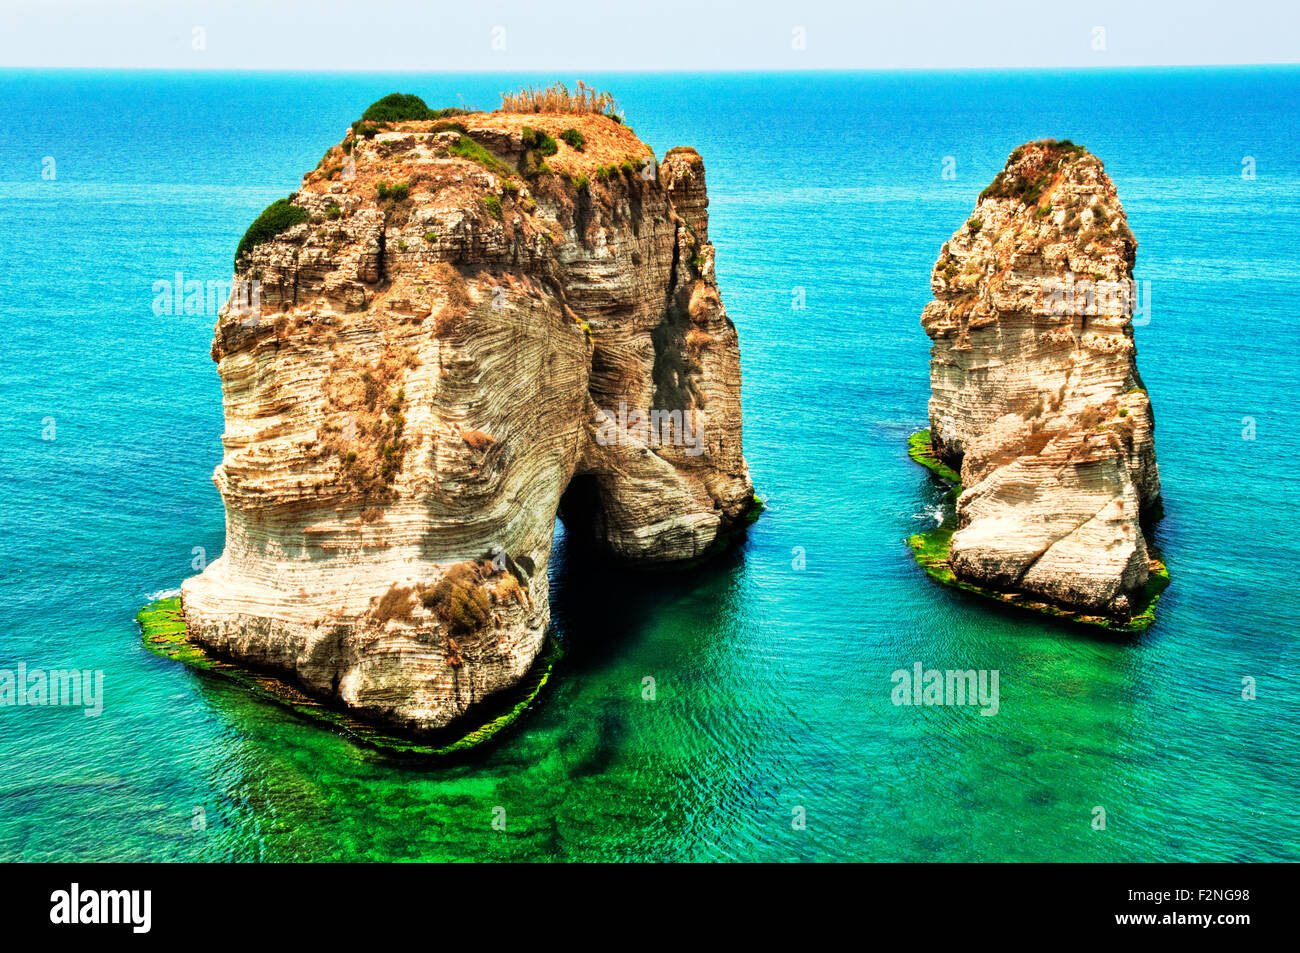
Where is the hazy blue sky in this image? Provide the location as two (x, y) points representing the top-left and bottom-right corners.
(2, 0), (1296, 70)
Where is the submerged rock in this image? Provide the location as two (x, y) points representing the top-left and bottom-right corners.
(918, 139), (1163, 622)
(181, 103), (755, 735)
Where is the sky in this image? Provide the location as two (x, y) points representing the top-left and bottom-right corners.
(1, 0), (1296, 71)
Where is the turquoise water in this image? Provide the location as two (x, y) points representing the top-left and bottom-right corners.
(2, 69), (1298, 861)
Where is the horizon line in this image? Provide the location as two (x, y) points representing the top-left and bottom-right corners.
(2, 62), (1298, 75)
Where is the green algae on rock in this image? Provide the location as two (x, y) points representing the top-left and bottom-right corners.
(906, 526), (1169, 633)
(138, 596), (559, 757)
(907, 429), (962, 488)
(906, 429), (1169, 633)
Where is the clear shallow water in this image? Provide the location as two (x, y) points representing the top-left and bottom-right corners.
(1, 69), (1298, 861)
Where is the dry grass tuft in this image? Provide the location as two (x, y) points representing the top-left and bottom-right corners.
(460, 430), (496, 452)
(428, 262), (473, 338)
(370, 584), (415, 625)
(319, 347), (415, 497)
(420, 561), (494, 638)
(500, 81), (621, 117)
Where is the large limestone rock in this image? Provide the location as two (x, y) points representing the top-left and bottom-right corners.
(920, 139), (1161, 620)
(181, 110), (755, 734)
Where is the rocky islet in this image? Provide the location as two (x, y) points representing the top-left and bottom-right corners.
(172, 93), (758, 740)
(910, 139), (1167, 629)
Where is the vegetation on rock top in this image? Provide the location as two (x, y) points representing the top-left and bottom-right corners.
(499, 80), (623, 121)
(447, 133), (514, 178)
(359, 92), (471, 124)
(235, 196), (309, 264)
(521, 126), (558, 157)
(559, 127), (585, 151)
(978, 138), (1088, 206)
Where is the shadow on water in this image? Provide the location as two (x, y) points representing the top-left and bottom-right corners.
(549, 474), (754, 675)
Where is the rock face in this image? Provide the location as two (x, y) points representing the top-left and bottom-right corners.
(180, 108), (755, 734)
(920, 139), (1161, 620)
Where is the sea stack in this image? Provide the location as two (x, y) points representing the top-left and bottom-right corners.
(179, 97), (756, 734)
(913, 139), (1165, 627)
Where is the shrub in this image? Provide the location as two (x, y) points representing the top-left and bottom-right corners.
(353, 120), (386, 139)
(1034, 204), (1052, 221)
(966, 217), (982, 235)
(560, 127), (585, 151)
(448, 133), (513, 177)
(434, 262), (471, 311)
(978, 139), (1088, 205)
(424, 231), (438, 243)
(430, 119), (468, 135)
(325, 202), (343, 220)
(321, 347), (415, 495)
(482, 195), (503, 219)
(521, 126), (558, 157)
(360, 92), (470, 124)
(1048, 138), (1085, 156)
(235, 197), (309, 264)
(376, 181), (411, 202)
(1078, 406), (1105, 430)
(371, 585), (415, 625)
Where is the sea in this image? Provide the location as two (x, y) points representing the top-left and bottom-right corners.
(1, 68), (1298, 861)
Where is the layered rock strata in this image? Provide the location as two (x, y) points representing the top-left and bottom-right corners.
(918, 139), (1162, 621)
(180, 108), (755, 734)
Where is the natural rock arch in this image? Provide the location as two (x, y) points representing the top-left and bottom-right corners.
(180, 113), (756, 734)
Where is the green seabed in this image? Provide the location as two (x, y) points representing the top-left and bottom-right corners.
(136, 597), (560, 758)
(905, 429), (1169, 633)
